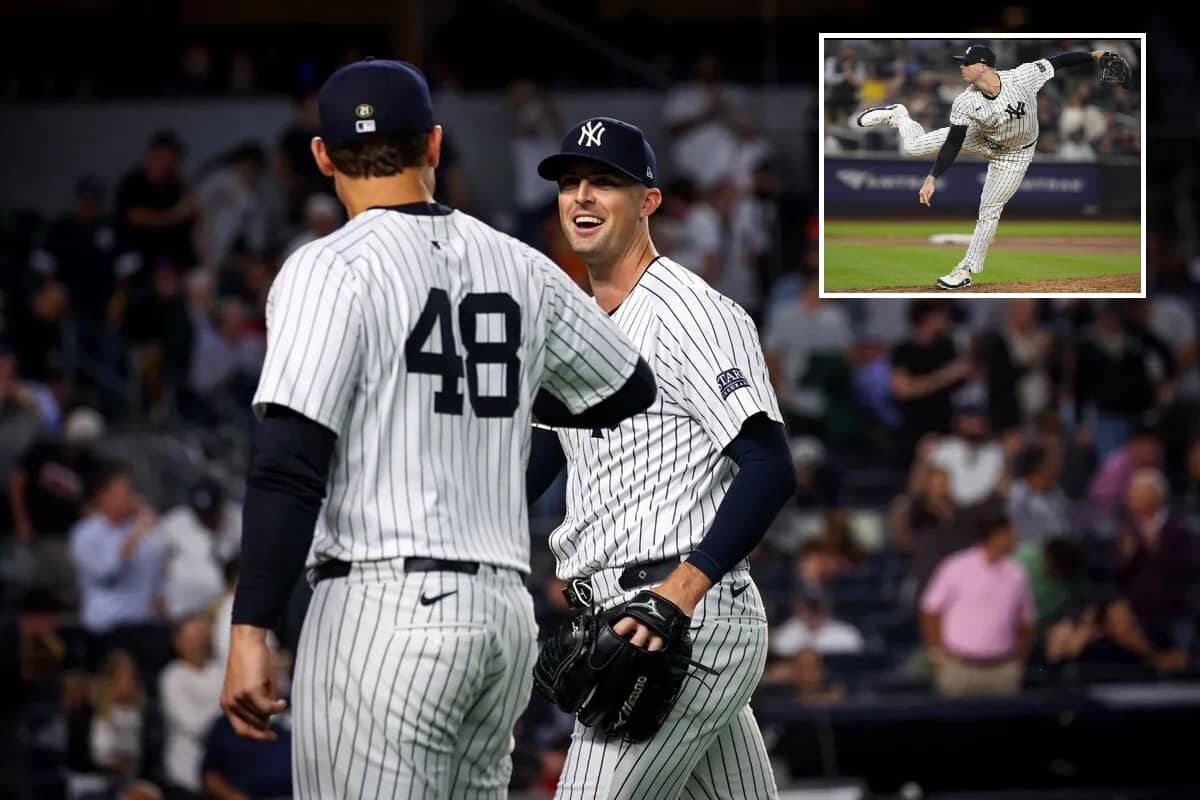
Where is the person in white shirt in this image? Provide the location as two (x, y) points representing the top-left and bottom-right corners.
(160, 477), (241, 619)
(663, 52), (748, 189)
(159, 614), (225, 795)
(771, 586), (866, 657)
(929, 403), (1008, 509)
(90, 649), (145, 783)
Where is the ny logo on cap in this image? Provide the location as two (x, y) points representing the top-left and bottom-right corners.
(578, 120), (606, 148)
(355, 104), (374, 119)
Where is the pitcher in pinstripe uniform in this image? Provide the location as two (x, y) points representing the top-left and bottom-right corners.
(527, 117), (796, 799)
(857, 43), (1113, 289)
(219, 62), (658, 799)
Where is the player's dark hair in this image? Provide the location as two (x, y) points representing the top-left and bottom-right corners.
(326, 132), (430, 178)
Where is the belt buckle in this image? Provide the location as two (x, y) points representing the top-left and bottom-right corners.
(563, 577), (594, 609)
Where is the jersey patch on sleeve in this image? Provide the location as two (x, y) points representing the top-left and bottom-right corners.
(1037, 62), (1046, 72)
(716, 368), (751, 399)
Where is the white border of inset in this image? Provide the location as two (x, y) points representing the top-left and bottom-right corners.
(817, 32), (1147, 299)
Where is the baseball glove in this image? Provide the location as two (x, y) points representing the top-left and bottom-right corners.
(1098, 51), (1130, 88)
(532, 591), (716, 742)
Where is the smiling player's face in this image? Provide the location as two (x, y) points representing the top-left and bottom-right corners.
(557, 162), (657, 263)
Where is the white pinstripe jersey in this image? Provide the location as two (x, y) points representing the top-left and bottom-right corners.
(252, 204), (640, 572)
(950, 59), (1055, 149)
(548, 257), (783, 579)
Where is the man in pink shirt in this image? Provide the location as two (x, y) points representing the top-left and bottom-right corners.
(921, 511), (1035, 697)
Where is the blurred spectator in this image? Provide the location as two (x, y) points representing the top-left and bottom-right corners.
(9, 406), (104, 603)
(980, 298), (1054, 431)
(1115, 468), (1200, 649)
(159, 614), (224, 798)
(663, 52), (748, 189)
(123, 262), (194, 416)
(785, 648), (846, 706)
(1058, 87), (1106, 143)
(89, 649), (146, 784)
(764, 270), (854, 436)
(433, 128), (471, 211)
(1072, 303), (1174, 458)
(283, 193), (341, 259)
(1040, 130), (1059, 155)
(900, 463), (974, 602)
(1059, 129), (1097, 161)
(771, 586), (865, 657)
(1008, 438), (1072, 542)
(275, 89), (327, 223)
(183, 298), (264, 426)
(508, 80), (562, 251)
(921, 512), (1035, 698)
(194, 142), (268, 271)
(0, 342), (45, 485)
(825, 48), (866, 119)
(660, 178), (721, 284)
(0, 588), (67, 712)
(227, 51), (258, 95)
(890, 300), (974, 457)
(928, 402), (1008, 509)
(708, 178), (768, 319)
(68, 463), (166, 644)
(160, 477), (241, 619)
(1087, 420), (1163, 510)
(1146, 294), (1200, 402)
(200, 647), (292, 799)
(8, 275), (69, 386)
(170, 43), (218, 95)
(1045, 595), (1188, 673)
(115, 131), (197, 278)
(1015, 537), (1087, 634)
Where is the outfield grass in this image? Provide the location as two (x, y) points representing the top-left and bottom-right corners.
(823, 244), (1139, 291)
(824, 220), (1140, 238)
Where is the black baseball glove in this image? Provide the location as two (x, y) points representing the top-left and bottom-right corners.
(532, 591), (716, 742)
(1098, 51), (1130, 88)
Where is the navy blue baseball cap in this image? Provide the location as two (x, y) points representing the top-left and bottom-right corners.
(953, 44), (996, 67)
(538, 117), (658, 187)
(318, 58), (434, 145)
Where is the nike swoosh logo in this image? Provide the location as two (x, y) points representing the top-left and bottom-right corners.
(731, 583), (749, 598)
(420, 590), (457, 606)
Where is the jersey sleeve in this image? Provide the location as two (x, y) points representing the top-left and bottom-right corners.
(664, 291), (783, 451)
(251, 242), (364, 437)
(1014, 59), (1055, 92)
(534, 255), (641, 414)
(948, 93), (973, 127)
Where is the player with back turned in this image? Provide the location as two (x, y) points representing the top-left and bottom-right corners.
(528, 117), (796, 799)
(219, 60), (657, 799)
(857, 43), (1130, 289)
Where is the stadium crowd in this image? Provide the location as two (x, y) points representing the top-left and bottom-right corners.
(1, 37), (1197, 800)
(824, 38), (1142, 160)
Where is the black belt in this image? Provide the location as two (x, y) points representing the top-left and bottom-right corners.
(312, 557), (480, 583)
(563, 557), (679, 610)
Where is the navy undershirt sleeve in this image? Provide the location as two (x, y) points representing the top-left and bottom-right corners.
(231, 404), (335, 629)
(533, 357), (656, 429)
(1049, 51), (1094, 70)
(684, 414), (796, 583)
(527, 427), (566, 505)
(930, 125), (968, 179)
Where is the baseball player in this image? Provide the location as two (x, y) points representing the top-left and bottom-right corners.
(527, 117), (797, 799)
(856, 44), (1125, 289)
(219, 61), (658, 799)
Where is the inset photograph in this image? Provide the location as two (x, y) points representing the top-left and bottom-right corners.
(820, 35), (1144, 296)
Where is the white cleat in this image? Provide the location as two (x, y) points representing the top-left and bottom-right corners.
(936, 267), (973, 290)
(856, 104), (906, 128)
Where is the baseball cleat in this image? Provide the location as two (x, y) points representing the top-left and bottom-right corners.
(936, 267), (972, 290)
(856, 104), (902, 128)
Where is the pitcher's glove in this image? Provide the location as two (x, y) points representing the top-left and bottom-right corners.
(1098, 51), (1130, 88)
(532, 591), (717, 742)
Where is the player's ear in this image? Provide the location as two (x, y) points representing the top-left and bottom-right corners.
(425, 125), (443, 171)
(311, 137), (335, 177)
(641, 187), (663, 219)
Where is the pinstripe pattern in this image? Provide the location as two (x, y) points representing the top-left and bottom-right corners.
(545, 256), (780, 797)
(291, 563), (536, 799)
(891, 60), (1054, 274)
(554, 578), (776, 799)
(253, 207), (640, 573)
(549, 258), (782, 579)
(257, 204), (642, 797)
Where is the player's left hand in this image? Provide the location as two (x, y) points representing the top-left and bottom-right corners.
(221, 625), (287, 742)
(919, 176), (936, 207)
